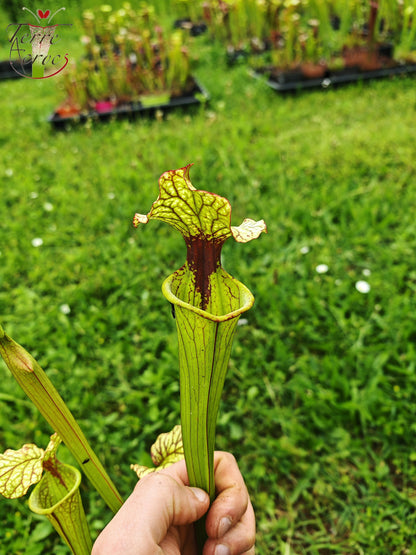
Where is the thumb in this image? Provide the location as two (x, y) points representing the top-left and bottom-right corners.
(170, 486), (210, 526)
(145, 475), (209, 531)
(137, 473), (209, 547)
(92, 473), (209, 555)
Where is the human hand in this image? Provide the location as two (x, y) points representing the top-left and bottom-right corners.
(92, 451), (255, 555)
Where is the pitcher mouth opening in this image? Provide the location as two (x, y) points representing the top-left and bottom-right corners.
(29, 464), (81, 515)
(162, 271), (254, 323)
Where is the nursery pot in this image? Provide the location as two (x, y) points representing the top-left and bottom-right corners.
(301, 62), (328, 79)
(94, 99), (116, 113)
(140, 91), (171, 107)
(28, 463), (92, 555)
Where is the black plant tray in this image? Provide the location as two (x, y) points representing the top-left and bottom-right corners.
(251, 62), (416, 93)
(0, 59), (32, 80)
(48, 78), (210, 129)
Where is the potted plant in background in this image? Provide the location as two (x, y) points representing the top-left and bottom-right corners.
(172, 0), (207, 36)
(393, 0), (416, 63)
(201, 0), (272, 64)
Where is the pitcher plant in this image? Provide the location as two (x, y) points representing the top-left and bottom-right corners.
(133, 164), (266, 549)
(0, 323), (123, 513)
(0, 433), (92, 554)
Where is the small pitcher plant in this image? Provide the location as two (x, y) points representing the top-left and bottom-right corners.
(0, 433), (92, 554)
(0, 324), (123, 514)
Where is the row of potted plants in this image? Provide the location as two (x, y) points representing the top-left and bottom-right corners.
(53, 2), (205, 122)
(51, 0), (416, 121)
(176, 0), (416, 77)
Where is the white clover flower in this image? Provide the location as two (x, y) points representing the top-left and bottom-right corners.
(237, 318), (248, 326)
(31, 238), (43, 247)
(315, 264), (329, 274)
(355, 280), (371, 294)
(107, 192), (115, 200)
(5, 168), (13, 177)
(300, 246), (310, 254)
(59, 304), (71, 315)
(43, 202), (54, 212)
(362, 269), (371, 276)
(29, 191), (39, 199)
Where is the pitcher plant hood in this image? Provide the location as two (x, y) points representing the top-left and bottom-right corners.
(133, 164), (267, 314)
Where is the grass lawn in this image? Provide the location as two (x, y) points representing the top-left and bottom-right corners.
(1, 4), (416, 554)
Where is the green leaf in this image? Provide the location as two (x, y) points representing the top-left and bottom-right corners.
(0, 443), (44, 499)
(30, 520), (54, 542)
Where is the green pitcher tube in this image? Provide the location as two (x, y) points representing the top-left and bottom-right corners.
(163, 269), (254, 500)
(29, 463), (92, 555)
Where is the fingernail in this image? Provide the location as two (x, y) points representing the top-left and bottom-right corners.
(218, 516), (233, 537)
(190, 487), (208, 503)
(214, 545), (231, 555)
